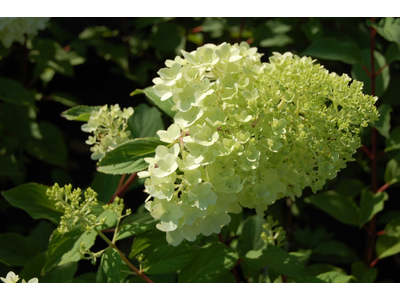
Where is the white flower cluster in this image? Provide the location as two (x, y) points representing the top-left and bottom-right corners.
(82, 104), (134, 160)
(1, 271), (38, 283)
(140, 42), (378, 246)
(0, 17), (50, 48)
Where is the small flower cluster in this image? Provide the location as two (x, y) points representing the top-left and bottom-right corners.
(261, 216), (286, 248)
(81, 104), (134, 160)
(0, 17), (50, 48)
(47, 183), (106, 234)
(140, 42), (378, 246)
(1, 271), (38, 283)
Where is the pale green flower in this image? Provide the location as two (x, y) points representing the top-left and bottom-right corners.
(1, 271), (38, 283)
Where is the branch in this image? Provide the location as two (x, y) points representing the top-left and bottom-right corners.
(108, 173), (137, 204)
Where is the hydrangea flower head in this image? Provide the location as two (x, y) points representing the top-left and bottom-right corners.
(1, 271), (38, 283)
(141, 42), (378, 246)
(0, 17), (50, 48)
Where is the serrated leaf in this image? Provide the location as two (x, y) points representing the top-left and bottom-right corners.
(130, 230), (197, 275)
(0, 233), (41, 266)
(128, 103), (164, 138)
(373, 104), (392, 139)
(61, 105), (101, 121)
(101, 248), (121, 283)
(43, 226), (97, 274)
(1, 182), (63, 224)
(97, 137), (167, 175)
(316, 271), (356, 283)
(359, 190), (388, 227)
(178, 243), (238, 283)
(245, 245), (306, 280)
(302, 37), (362, 65)
(305, 191), (360, 226)
(131, 87), (175, 118)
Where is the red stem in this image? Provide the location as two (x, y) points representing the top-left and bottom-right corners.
(376, 182), (391, 193)
(361, 145), (373, 159)
(108, 173), (137, 204)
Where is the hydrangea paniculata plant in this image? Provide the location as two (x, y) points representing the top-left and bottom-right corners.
(138, 42), (378, 246)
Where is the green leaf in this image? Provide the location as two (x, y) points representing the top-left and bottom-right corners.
(43, 226), (97, 274)
(305, 263), (347, 277)
(51, 92), (80, 107)
(61, 105), (101, 121)
(128, 103), (164, 138)
(89, 173), (121, 204)
(305, 191), (360, 226)
(178, 243), (238, 283)
(385, 42), (400, 64)
(131, 87), (175, 118)
(376, 217), (400, 260)
(116, 212), (156, 241)
(336, 179), (365, 198)
(294, 226), (334, 249)
(228, 211), (243, 236)
(373, 104), (392, 139)
(372, 17), (400, 48)
(0, 77), (35, 107)
(385, 126), (400, 152)
(351, 49), (390, 97)
(29, 221), (56, 252)
(97, 137), (167, 175)
(316, 271), (356, 283)
(101, 248), (121, 283)
(0, 233), (41, 266)
(1, 182), (63, 224)
(351, 261), (378, 283)
(384, 153), (400, 184)
(245, 245), (306, 280)
(20, 252), (78, 283)
(378, 210), (400, 225)
(313, 240), (358, 264)
(359, 190), (388, 227)
(302, 37), (362, 65)
(0, 155), (22, 176)
(237, 215), (266, 256)
(130, 230), (197, 275)
(25, 121), (68, 167)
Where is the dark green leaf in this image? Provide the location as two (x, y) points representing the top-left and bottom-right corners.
(376, 218), (400, 260)
(378, 210), (400, 225)
(373, 104), (392, 139)
(351, 49), (390, 97)
(302, 37), (362, 65)
(372, 17), (400, 48)
(61, 105), (101, 121)
(359, 190), (388, 227)
(0, 233), (41, 266)
(245, 245), (306, 280)
(43, 226), (97, 273)
(131, 87), (175, 118)
(0, 155), (22, 176)
(89, 173), (121, 204)
(1, 182), (63, 224)
(128, 103), (164, 138)
(116, 212), (156, 241)
(51, 92), (80, 107)
(29, 221), (56, 252)
(336, 179), (365, 198)
(305, 191), (360, 226)
(25, 121), (68, 167)
(130, 230), (197, 275)
(305, 263), (347, 277)
(237, 215), (266, 256)
(178, 243), (238, 283)
(0, 77), (35, 107)
(351, 261), (378, 283)
(384, 153), (400, 184)
(313, 240), (358, 264)
(228, 211), (243, 236)
(385, 42), (400, 64)
(293, 226), (334, 249)
(385, 126), (400, 152)
(101, 248), (121, 283)
(97, 137), (167, 175)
